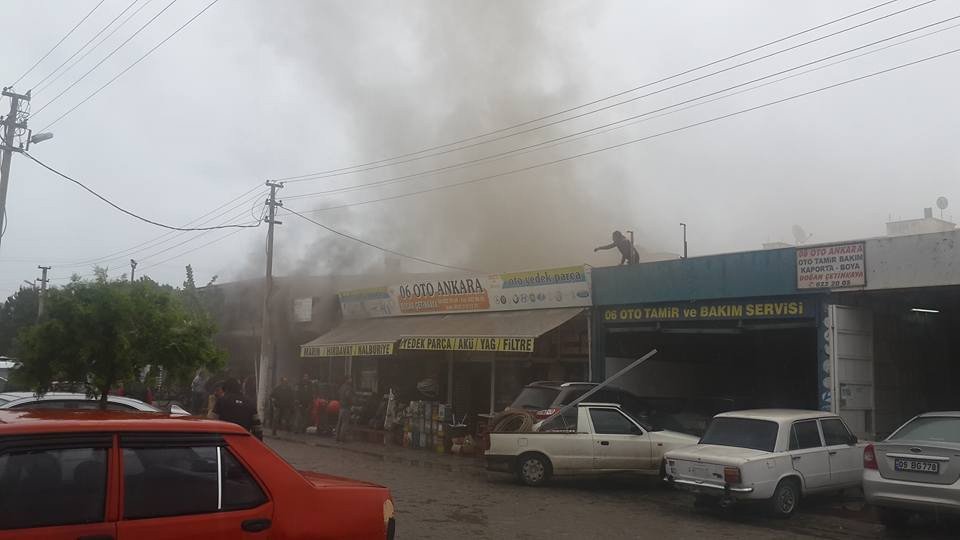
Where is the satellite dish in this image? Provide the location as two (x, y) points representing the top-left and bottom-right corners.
(792, 225), (812, 245)
(936, 196), (948, 210)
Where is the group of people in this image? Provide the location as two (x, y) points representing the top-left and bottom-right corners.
(270, 374), (355, 442)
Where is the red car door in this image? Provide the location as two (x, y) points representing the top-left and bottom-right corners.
(0, 434), (117, 540)
(115, 434), (273, 540)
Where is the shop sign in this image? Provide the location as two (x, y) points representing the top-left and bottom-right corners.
(399, 336), (535, 353)
(339, 266), (592, 319)
(796, 242), (866, 290)
(602, 298), (813, 323)
(301, 342), (394, 357)
(293, 297), (313, 322)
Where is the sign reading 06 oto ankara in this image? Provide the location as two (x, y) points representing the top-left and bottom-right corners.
(796, 242), (866, 290)
(339, 266), (592, 319)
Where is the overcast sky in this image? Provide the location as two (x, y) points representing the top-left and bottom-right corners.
(1, 0), (958, 297)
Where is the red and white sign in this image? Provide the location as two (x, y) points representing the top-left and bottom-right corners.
(796, 242), (866, 290)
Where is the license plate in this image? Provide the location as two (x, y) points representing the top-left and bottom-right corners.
(688, 466), (709, 478)
(894, 458), (940, 474)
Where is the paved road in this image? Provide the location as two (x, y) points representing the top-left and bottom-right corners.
(269, 439), (955, 539)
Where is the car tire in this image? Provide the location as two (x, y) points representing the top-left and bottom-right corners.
(878, 508), (911, 529)
(517, 453), (551, 487)
(768, 478), (801, 518)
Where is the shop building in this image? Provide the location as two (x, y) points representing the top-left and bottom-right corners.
(299, 266), (593, 437)
(591, 229), (960, 440)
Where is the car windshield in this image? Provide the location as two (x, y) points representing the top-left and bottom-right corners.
(700, 417), (779, 452)
(889, 417), (960, 444)
(509, 387), (560, 410)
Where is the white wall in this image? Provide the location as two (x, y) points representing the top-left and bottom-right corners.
(865, 230), (960, 290)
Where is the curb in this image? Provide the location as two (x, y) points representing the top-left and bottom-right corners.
(266, 434), (488, 477)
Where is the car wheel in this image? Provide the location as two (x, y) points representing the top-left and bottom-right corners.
(768, 478), (801, 518)
(878, 508), (911, 529)
(517, 453), (551, 487)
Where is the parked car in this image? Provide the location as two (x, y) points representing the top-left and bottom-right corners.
(664, 409), (864, 517)
(863, 411), (960, 527)
(0, 391), (190, 415)
(0, 408), (396, 539)
(506, 381), (732, 436)
(486, 402), (699, 486)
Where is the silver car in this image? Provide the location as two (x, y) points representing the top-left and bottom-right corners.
(863, 411), (960, 527)
(0, 391), (190, 415)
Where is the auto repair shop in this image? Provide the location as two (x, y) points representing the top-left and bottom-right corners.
(591, 228), (960, 440)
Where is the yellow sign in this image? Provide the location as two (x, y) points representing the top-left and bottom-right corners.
(399, 336), (535, 353)
(301, 342), (395, 358)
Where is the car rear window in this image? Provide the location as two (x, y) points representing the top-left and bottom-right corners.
(700, 417), (779, 452)
(510, 387), (559, 410)
(889, 417), (960, 443)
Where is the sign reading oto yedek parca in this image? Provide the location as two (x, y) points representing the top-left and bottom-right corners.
(796, 242), (866, 290)
(339, 266), (592, 318)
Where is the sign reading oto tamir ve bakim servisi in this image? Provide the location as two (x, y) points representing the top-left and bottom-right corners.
(338, 266), (592, 318)
(796, 242), (866, 290)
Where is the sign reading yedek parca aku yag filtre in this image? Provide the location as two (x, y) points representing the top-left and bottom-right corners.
(795, 242), (866, 290)
(338, 266), (592, 318)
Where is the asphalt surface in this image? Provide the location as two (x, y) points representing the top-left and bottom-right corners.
(269, 438), (957, 539)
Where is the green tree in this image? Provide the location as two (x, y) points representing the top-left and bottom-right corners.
(0, 287), (39, 356)
(14, 276), (225, 409)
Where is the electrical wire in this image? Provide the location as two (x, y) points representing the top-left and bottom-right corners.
(23, 152), (261, 231)
(31, 0), (143, 92)
(36, 0), (222, 131)
(135, 226), (250, 273)
(285, 12), (960, 201)
(31, 0), (180, 117)
(11, 0), (107, 87)
(56, 186), (268, 270)
(282, 206), (480, 273)
(33, 0), (158, 96)
(273, 0), (909, 183)
(292, 45), (960, 216)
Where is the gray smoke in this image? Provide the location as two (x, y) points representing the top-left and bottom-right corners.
(236, 0), (669, 279)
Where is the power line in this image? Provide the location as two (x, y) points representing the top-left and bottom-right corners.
(31, 0), (143, 92)
(31, 0), (180, 118)
(282, 206), (480, 273)
(33, 0), (158, 96)
(284, 12), (960, 201)
(23, 152), (261, 231)
(293, 45), (960, 216)
(136, 226), (250, 273)
(273, 0), (907, 183)
(36, 0), (222, 131)
(11, 0), (107, 87)
(56, 185), (267, 269)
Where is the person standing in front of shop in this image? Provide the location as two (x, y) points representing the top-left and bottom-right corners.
(270, 377), (295, 435)
(336, 376), (355, 443)
(210, 378), (263, 440)
(295, 373), (314, 433)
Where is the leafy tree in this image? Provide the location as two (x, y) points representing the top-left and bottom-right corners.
(14, 276), (225, 409)
(0, 287), (39, 356)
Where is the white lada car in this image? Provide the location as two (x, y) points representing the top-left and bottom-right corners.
(664, 409), (865, 517)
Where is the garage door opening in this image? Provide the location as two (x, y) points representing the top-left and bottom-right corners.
(604, 321), (819, 414)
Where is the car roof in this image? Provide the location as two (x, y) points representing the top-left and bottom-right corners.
(715, 409), (837, 423)
(917, 411), (960, 418)
(0, 409), (246, 435)
(0, 392), (159, 411)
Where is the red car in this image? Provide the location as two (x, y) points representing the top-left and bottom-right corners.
(0, 409), (396, 539)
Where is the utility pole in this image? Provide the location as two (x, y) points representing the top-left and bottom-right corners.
(37, 265), (50, 319)
(256, 181), (283, 421)
(130, 259), (137, 281)
(0, 88), (30, 254)
(680, 223), (688, 259)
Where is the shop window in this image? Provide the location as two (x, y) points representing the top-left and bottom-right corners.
(789, 420), (823, 450)
(0, 446), (108, 530)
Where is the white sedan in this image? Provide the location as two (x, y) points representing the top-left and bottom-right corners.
(0, 391), (190, 414)
(664, 409), (864, 517)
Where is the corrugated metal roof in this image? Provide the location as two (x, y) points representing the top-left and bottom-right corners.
(300, 307), (583, 355)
